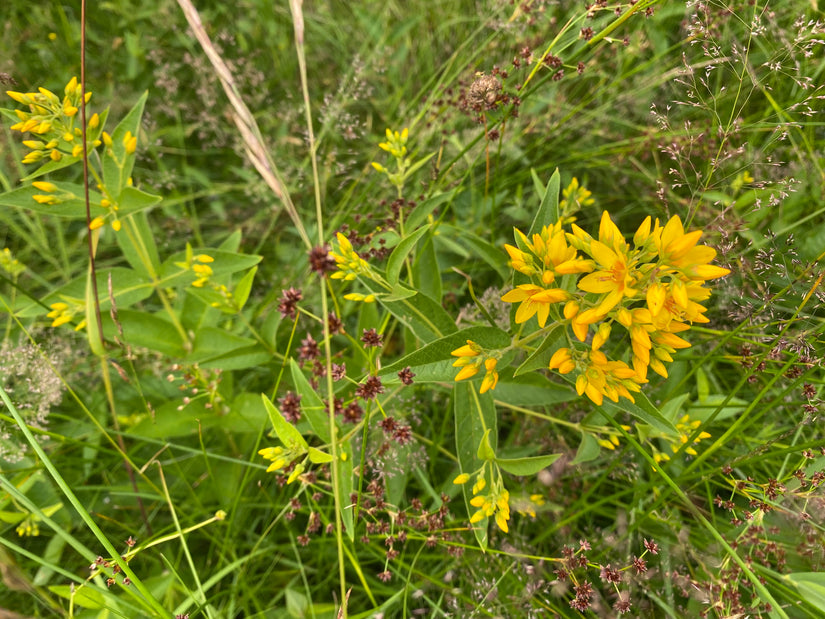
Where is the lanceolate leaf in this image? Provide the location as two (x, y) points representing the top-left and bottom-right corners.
(386, 224), (431, 287)
(289, 359), (332, 443)
(603, 392), (678, 436)
(529, 168), (561, 236)
(454, 382), (497, 550)
(103, 91), (147, 195)
(261, 394), (308, 452)
(496, 453), (561, 476)
(362, 278), (456, 342)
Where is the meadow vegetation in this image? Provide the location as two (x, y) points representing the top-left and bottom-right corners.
(1, 0), (824, 617)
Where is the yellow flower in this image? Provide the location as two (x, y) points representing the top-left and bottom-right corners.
(378, 127), (409, 159)
(501, 284), (568, 327)
(576, 212), (639, 315)
(330, 232), (370, 281)
(559, 177), (594, 215)
(479, 358), (499, 394)
(652, 215), (731, 280)
(574, 350), (644, 406)
(451, 341), (500, 394)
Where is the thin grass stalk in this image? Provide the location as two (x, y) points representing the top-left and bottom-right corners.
(176, 0), (311, 249)
(288, 0), (349, 613)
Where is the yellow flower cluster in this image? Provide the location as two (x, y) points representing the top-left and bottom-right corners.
(454, 467), (511, 533)
(6, 77), (100, 165)
(47, 300), (86, 330)
(371, 127), (408, 170)
(651, 414), (712, 463)
(329, 232), (378, 302)
(330, 232), (370, 282)
(450, 340), (499, 393)
(0, 248), (25, 277)
(175, 246), (215, 288)
(258, 446), (305, 484)
(455, 208), (729, 404)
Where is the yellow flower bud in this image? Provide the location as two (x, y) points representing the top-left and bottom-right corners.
(6, 91), (30, 104)
(72, 145), (83, 157)
(89, 216), (105, 230)
(22, 151), (44, 164)
(102, 131), (112, 146)
(32, 181), (57, 192)
(453, 473), (470, 485)
(89, 113), (100, 128)
(112, 220), (122, 232)
(32, 194), (59, 205)
(64, 77), (78, 96)
(49, 150), (62, 161)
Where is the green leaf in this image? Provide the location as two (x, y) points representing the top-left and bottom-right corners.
(289, 359), (331, 443)
(529, 168), (561, 236)
(117, 186), (162, 216)
(785, 573), (825, 611)
(363, 278), (456, 342)
(572, 431), (601, 464)
(103, 91), (147, 195)
(109, 310), (185, 356)
(415, 234), (442, 302)
(19, 267), (154, 320)
(129, 397), (210, 438)
(496, 453), (562, 476)
(261, 394), (308, 452)
(386, 224), (431, 287)
(337, 439), (354, 542)
(0, 510), (26, 524)
(604, 391), (678, 436)
(379, 326), (510, 383)
(117, 210), (161, 280)
(190, 328), (256, 363)
(286, 587), (309, 618)
(530, 169), (546, 197)
(85, 266), (104, 357)
(49, 585), (106, 609)
(405, 190), (455, 231)
(441, 224), (509, 281)
(492, 372), (577, 406)
(696, 367), (710, 402)
(232, 266), (257, 311)
(454, 382), (497, 550)
(477, 429), (496, 461)
(513, 326), (564, 376)
(381, 283), (418, 302)
(197, 345), (270, 371)
(308, 447), (333, 464)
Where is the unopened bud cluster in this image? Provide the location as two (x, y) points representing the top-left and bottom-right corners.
(6, 77), (100, 165)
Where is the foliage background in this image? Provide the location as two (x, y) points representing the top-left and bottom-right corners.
(1, 0), (824, 617)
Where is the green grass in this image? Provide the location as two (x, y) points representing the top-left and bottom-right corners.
(1, 0), (824, 617)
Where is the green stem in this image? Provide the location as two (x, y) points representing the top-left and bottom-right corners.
(289, 0), (348, 614)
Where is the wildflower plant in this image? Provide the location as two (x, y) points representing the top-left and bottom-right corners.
(329, 169), (730, 546)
